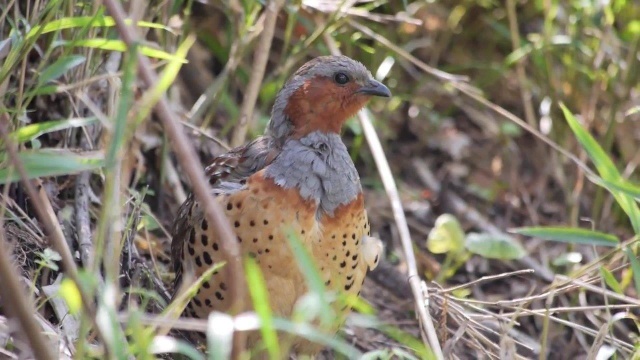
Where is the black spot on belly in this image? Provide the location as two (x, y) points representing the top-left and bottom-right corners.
(345, 280), (355, 291)
(203, 252), (213, 265)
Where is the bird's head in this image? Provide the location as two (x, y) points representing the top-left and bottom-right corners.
(268, 55), (391, 139)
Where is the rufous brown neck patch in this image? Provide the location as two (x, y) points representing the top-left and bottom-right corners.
(284, 77), (370, 137)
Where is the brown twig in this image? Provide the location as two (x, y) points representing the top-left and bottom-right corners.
(75, 142), (97, 271)
(230, 0), (284, 147)
(101, 0), (246, 354)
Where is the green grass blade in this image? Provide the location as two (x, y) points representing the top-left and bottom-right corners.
(37, 54), (86, 85)
(134, 34), (195, 125)
(624, 246), (640, 296)
(9, 117), (98, 144)
(163, 262), (227, 317)
(589, 175), (640, 200)
(244, 258), (280, 359)
(207, 313), (234, 360)
(380, 325), (435, 359)
(56, 39), (187, 63)
(511, 226), (619, 247)
(284, 228), (333, 327)
(0, 150), (104, 184)
(27, 16), (172, 41)
(271, 318), (362, 358)
(96, 284), (130, 359)
(560, 103), (640, 233)
(599, 266), (624, 294)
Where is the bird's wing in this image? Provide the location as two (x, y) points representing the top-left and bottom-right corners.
(170, 136), (278, 288)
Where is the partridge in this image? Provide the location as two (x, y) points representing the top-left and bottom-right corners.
(171, 55), (390, 355)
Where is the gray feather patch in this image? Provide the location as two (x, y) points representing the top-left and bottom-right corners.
(265, 131), (361, 216)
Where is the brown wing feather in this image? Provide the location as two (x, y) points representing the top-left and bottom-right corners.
(170, 136), (279, 292)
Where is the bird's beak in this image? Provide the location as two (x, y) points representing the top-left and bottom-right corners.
(356, 79), (391, 98)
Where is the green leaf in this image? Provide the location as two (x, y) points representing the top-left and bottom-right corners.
(35, 248), (62, 271)
(599, 266), (623, 294)
(245, 258), (280, 359)
(9, 117), (98, 144)
(623, 246), (640, 296)
(465, 232), (526, 260)
(0, 150), (104, 184)
(427, 214), (465, 254)
(590, 176), (640, 200)
(561, 103), (640, 233)
(29, 85), (59, 96)
(511, 226), (619, 247)
(37, 54), (85, 85)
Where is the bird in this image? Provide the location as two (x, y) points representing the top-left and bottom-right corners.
(170, 55), (390, 356)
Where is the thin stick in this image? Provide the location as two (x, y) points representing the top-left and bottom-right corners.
(360, 110), (444, 359)
(230, 0), (284, 147)
(0, 222), (55, 360)
(324, 33), (444, 360)
(439, 269), (535, 294)
(506, 0), (537, 127)
(101, 0), (246, 354)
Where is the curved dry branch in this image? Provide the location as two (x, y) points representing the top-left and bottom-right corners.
(102, 0), (247, 354)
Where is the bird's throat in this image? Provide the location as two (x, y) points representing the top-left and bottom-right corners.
(264, 132), (361, 217)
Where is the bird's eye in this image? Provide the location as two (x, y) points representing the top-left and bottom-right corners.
(334, 72), (349, 85)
